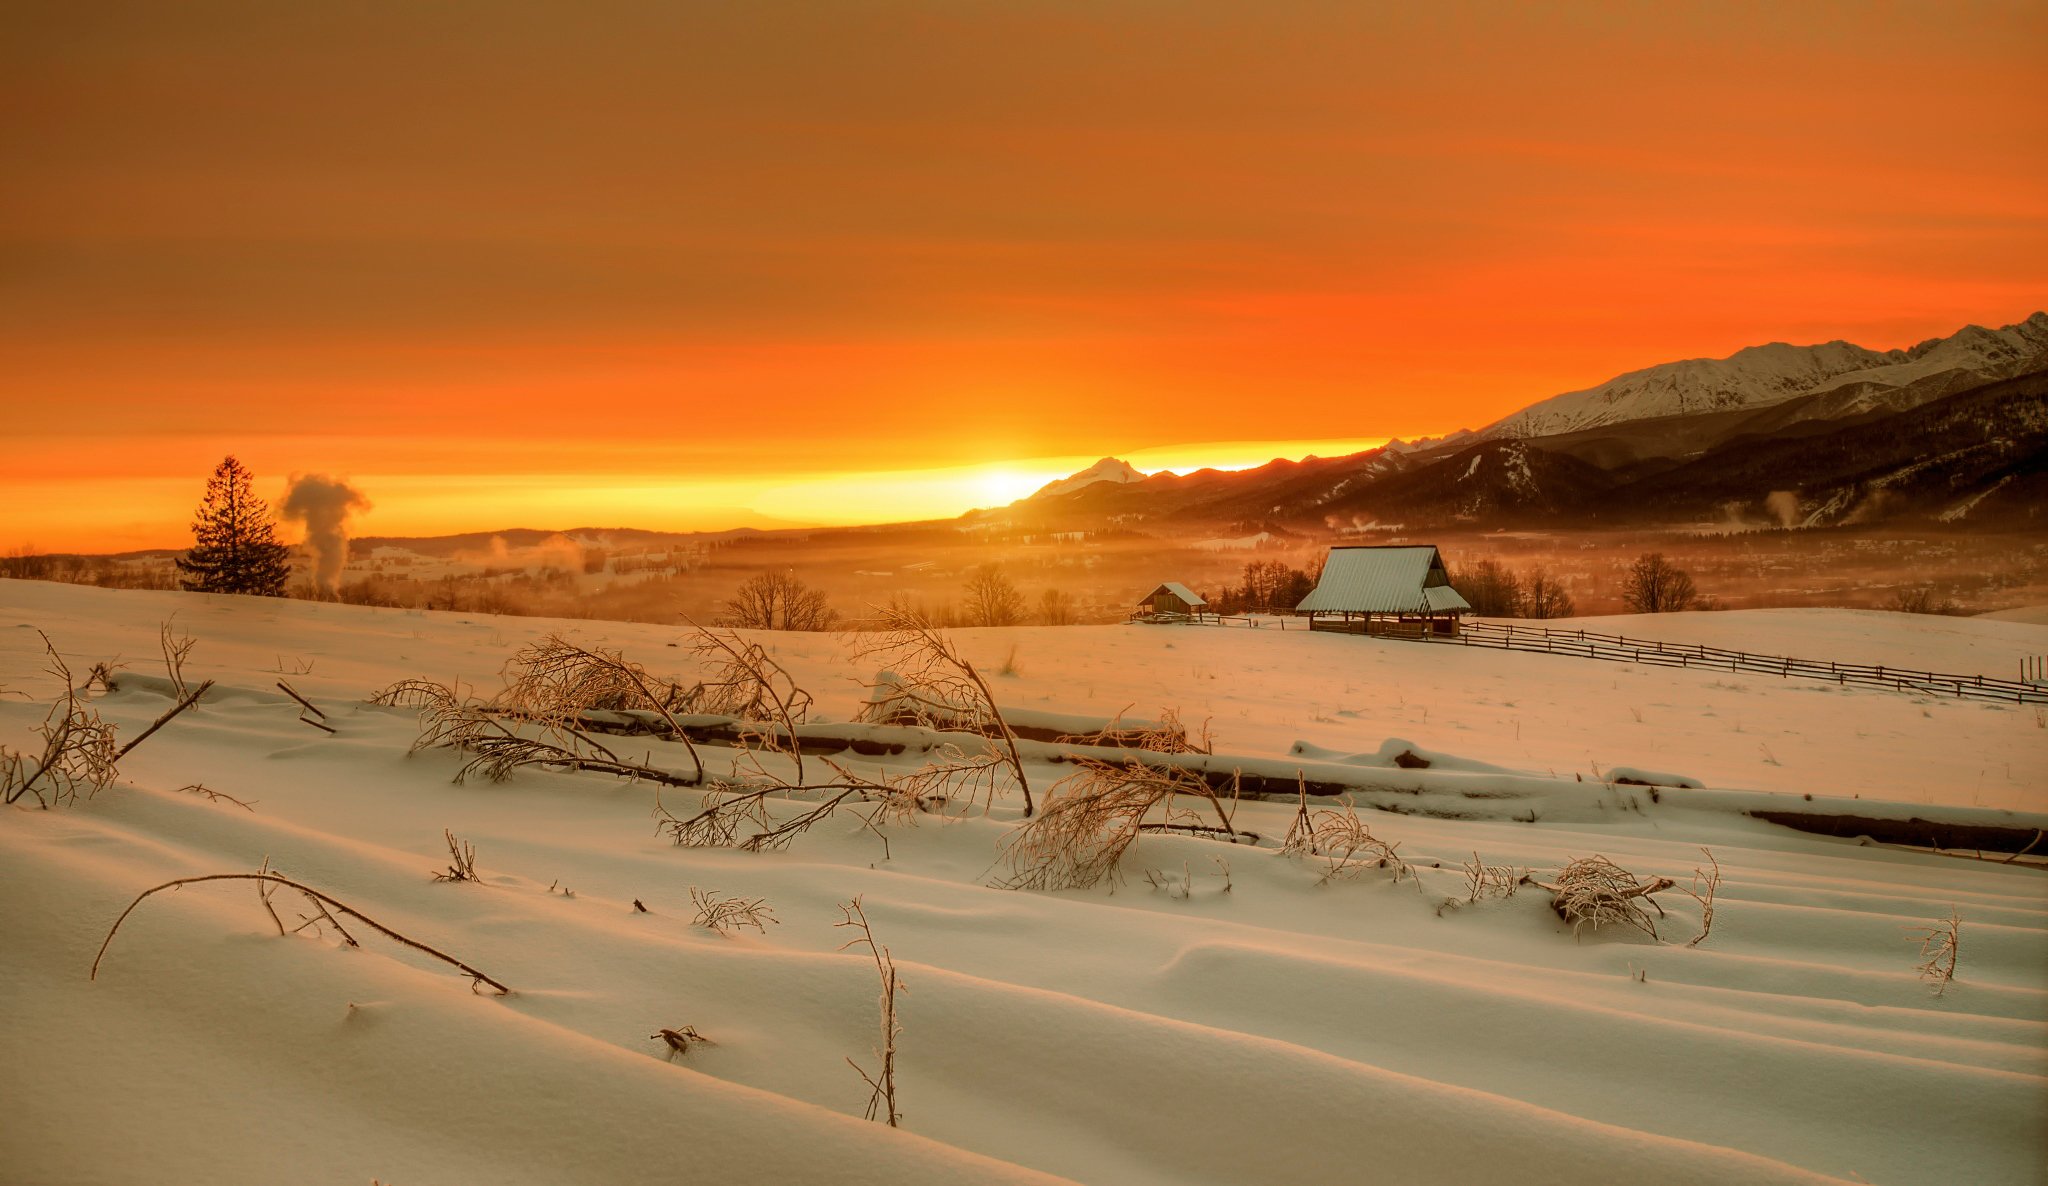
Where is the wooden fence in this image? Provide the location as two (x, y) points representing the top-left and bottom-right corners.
(1376, 620), (2048, 705)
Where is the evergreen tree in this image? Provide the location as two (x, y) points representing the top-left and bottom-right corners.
(176, 456), (292, 596)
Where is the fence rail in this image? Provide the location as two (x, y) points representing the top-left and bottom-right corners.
(1374, 620), (2048, 705)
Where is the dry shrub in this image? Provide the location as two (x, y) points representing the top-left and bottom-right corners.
(999, 757), (1256, 892)
(1545, 855), (1675, 940)
(5, 631), (206, 809)
(1908, 909), (1961, 995)
(1461, 851), (1520, 902)
(432, 829), (481, 882)
(690, 886), (779, 934)
(1280, 794), (1411, 886)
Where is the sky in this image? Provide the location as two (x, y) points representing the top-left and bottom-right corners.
(4, 0), (2045, 551)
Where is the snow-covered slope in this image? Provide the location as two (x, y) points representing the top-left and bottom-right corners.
(1486, 313), (2048, 439)
(3, 582), (2045, 1185)
(1030, 457), (1149, 500)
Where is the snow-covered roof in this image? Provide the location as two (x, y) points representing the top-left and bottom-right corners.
(1139, 581), (1207, 608)
(1295, 546), (1467, 615)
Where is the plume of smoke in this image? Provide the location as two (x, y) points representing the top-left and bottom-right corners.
(280, 474), (371, 595)
(1763, 491), (1800, 529)
(454, 532), (588, 575)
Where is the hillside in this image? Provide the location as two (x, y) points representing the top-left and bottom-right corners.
(3, 583), (2044, 1184)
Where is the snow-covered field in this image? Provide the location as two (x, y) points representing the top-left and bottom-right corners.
(2, 580), (2044, 1185)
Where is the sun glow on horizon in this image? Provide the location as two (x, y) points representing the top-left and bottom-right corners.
(0, 437), (1401, 553)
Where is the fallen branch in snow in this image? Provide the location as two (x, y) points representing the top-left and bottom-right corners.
(276, 680), (335, 733)
(850, 605), (1033, 817)
(91, 871), (513, 995)
(171, 782), (256, 811)
(1907, 908), (1962, 996)
(1537, 856), (1675, 941)
(998, 757), (1258, 891)
(652, 749), (975, 854)
(837, 897), (903, 1128)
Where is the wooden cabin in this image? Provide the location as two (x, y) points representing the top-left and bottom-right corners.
(1294, 545), (1470, 637)
(1135, 581), (1208, 619)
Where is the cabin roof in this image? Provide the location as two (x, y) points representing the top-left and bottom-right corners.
(1139, 581), (1207, 608)
(1295, 545), (1470, 615)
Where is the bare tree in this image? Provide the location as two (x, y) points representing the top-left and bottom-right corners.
(1621, 553), (1698, 614)
(1038, 587), (1077, 626)
(1908, 908), (1961, 995)
(961, 565), (1026, 627)
(1523, 569), (1576, 619)
(717, 571), (839, 631)
(1454, 559), (1523, 617)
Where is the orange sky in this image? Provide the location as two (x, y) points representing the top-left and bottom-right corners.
(4, 1), (2045, 551)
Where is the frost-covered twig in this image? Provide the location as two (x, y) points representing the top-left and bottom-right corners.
(1679, 847), (1721, 947)
(837, 897), (903, 1127)
(1907, 908), (1961, 996)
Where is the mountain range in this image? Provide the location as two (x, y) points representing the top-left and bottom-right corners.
(1006, 313), (2048, 533)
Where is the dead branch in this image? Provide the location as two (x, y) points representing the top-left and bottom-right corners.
(276, 680), (326, 720)
(837, 897), (903, 1127)
(92, 871), (512, 994)
(849, 604), (1033, 817)
(171, 783), (256, 811)
(111, 678), (214, 761)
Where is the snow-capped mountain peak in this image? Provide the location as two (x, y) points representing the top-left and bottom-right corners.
(1029, 457), (1149, 500)
(1482, 313), (2048, 440)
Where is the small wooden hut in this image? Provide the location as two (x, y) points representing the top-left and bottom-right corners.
(1295, 545), (1469, 637)
(1135, 582), (1208, 619)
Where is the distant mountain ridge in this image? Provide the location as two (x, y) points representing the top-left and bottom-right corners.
(1482, 312), (2048, 439)
(1007, 313), (2048, 534)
